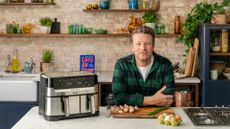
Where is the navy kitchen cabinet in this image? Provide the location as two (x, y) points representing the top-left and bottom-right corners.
(199, 24), (230, 107)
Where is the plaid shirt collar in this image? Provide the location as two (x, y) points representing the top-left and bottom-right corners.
(128, 52), (160, 73)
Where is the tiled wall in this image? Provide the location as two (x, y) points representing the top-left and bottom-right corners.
(0, 0), (223, 72)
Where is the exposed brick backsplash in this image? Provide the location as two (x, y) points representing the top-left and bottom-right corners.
(0, 0), (223, 72)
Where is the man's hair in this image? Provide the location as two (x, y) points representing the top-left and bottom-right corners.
(131, 26), (155, 45)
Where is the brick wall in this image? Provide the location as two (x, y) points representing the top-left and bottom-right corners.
(0, 0), (223, 72)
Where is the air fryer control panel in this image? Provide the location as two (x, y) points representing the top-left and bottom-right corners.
(51, 76), (96, 89)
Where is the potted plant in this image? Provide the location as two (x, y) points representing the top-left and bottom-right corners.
(39, 17), (53, 34)
(177, 1), (230, 54)
(212, 7), (227, 24)
(177, 3), (214, 53)
(41, 49), (54, 73)
(142, 12), (157, 30)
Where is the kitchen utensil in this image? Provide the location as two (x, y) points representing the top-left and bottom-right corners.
(184, 47), (195, 77)
(51, 18), (60, 34)
(191, 38), (199, 77)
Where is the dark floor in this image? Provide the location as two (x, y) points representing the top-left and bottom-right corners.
(0, 103), (35, 129)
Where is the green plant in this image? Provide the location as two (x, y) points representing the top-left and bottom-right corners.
(39, 17), (53, 27)
(142, 12), (157, 23)
(177, 3), (218, 53)
(42, 49), (53, 63)
(222, 0), (230, 7)
(177, 1), (230, 54)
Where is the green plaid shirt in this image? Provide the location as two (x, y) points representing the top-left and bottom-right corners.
(112, 52), (175, 106)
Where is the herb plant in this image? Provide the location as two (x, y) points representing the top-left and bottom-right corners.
(39, 17), (53, 27)
(177, 1), (230, 53)
(142, 12), (157, 23)
(42, 49), (53, 63)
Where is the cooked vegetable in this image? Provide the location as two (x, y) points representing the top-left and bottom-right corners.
(148, 106), (169, 116)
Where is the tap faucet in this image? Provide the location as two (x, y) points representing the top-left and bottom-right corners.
(30, 57), (36, 73)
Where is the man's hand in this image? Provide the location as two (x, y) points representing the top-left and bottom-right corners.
(143, 86), (174, 106)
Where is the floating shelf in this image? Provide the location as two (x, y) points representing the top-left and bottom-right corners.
(0, 2), (55, 6)
(83, 9), (156, 12)
(0, 33), (179, 38)
(210, 52), (230, 56)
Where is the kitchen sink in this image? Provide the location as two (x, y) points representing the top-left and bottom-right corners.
(0, 73), (39, 102)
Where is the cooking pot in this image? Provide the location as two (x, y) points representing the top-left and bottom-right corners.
(175, 91), (193, 107)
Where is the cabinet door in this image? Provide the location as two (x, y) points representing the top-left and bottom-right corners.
(200, 24), (230, 106)
(204, 81), (230, 106)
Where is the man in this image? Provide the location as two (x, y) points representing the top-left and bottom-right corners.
(112, 26), (175, 107)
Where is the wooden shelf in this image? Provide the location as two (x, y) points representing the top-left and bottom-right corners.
(210, 52), (230, 56)
(0, 2), (55, 6)
(83, 9), (156, 12)
(0, 33), (129, 37)
(0, 33), (179, 38)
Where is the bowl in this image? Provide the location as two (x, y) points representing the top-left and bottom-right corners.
(95, 29), (107, 34)
(210, 60), (226, 73)
(223, 72), (230, 80)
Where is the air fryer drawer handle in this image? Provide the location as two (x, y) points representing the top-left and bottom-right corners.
(62, 97), (70, 117)
(91, 95), (95, 114)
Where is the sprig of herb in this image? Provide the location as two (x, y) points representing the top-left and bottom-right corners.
(148, 106), (169, 116)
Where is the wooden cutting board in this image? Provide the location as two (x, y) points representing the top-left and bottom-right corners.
(191, 38), (199, 77)
(111, 107), (174, 118)
(184, 47), (195, 77)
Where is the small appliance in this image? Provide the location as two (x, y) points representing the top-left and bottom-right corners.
(39, 71), (99, 121)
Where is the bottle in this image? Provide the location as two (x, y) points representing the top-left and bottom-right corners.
(4, 55), (12, 73)
(11, 48), (21, 73)
(221, 29), (228, 53)
(174, 15), (180, 34)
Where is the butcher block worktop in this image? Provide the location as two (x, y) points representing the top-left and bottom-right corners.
(12, 107), (229, 129)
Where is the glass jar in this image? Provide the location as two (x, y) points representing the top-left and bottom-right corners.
(224, 7), (230, 24)
(212, 37), (221, 52)
(221, 29), (228, 53)
(156, 23), (162, 34)
(160, 24), (165, 34)
(142, 0), (150, 10)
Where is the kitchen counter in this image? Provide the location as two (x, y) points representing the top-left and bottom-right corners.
(97, 71), (201, 106)
(0, 71), (40, 81)
(97, 71), (200, 83)
(12, 107), (229, 129)
(0, 71), (200, 84)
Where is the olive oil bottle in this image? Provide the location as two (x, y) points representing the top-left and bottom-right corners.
(11, 48), (21, 73)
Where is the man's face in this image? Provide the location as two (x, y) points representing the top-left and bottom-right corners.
(131, 33), (154, 63)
